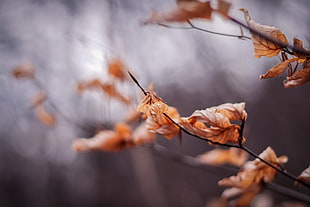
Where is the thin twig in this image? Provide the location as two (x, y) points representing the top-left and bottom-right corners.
(128, 72), (310, 189)
(156, 22), (251, 40)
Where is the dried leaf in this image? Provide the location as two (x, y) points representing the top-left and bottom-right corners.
(108, 58), (128, 81)
(31, 91), (47, 108)
(219, 147), (287, 188)
(179, 103), (246, 144)
(284, 62), (310, 88)
(260, 58), (298, 79)
(216, 0), (232, 18)
(146, 106), (180, 139)
(240, 9), (288, 58)
(295, 165), (310, 186)
(144, 1), (213, 24)
(205, 197), (228, 207)
(102, 83), (131, 104)
(196, 148), (247, 167)
(76, 79), (103, 93)
(12, 63), (35, 79)
(73, 123), (133, 152)
(34, 106), (56, 127)
(210, 102), (247, 121)
(137, 91), (168, 117)
(293, 38), (310, 59)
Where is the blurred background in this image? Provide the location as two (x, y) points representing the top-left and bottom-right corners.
(0, 0), (310, 206)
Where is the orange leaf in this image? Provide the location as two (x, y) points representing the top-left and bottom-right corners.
(216, 0), (232, 18)
(295, 165), (310, 186)
(34, 106), (56, 127)
(137, 91), (168, 117)
(107, 58), (128, 81)
(196, 148), (247, 167)
(146, 106), (180, 139)
(179, 103), (246, 144)
(12, 63), (35, 79)
(293, 38), (310, 59)
(260, 58), (298, 79)
(284, 62), (310, 88)
(73, 123), (133, 152)
(221, 185), (261, 207)
(144, 1), (213, 24)
(102, 83), (131, 104)
(31, 91), (47, 108)
(132, 122), (156, 145)
(240, 9), (288, 58)
(76, 79), (103, 93)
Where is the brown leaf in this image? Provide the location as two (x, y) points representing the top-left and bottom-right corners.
(76, 79), (103, 93)
(107, 58), (128, 81)
(219, 147), (287, 188)
(146, 106), (180, 139)
(34, 106), (56, 127)
(240, 9), (288, 58)
(12, 63), (35, 79)
(101, 83), (131, 104)
(144, 1), (213, 24)
(216, 0), (232, 18)
(196, 148), (247, 167)
(210, 102), (247, 121)
(179, 103), (246, 144)
(31, 91), (47, 108)
(260, 58), (298, 79)
(295, 165), (310, 186)
(73, 123), (133, 152)
(284, 62), (310, 88)
(132, 122), (156, 145)
(137, 91), (168, 117)
(293, 38), (310, 59)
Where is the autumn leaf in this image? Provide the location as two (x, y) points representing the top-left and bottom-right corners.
(132, 122), (156, 145)
(179, 103), (246, 144)
(34, 105), (56, 127)
(260, 58), (298, 79)
(293, 38), (310, 60)
(76, 79), (103, 93)
(240, 9), (288, 58)
(73, 123), (133, 152)
(107, 58), (128, 81)
(219, 147), (287, 188)
(101, 83), (131, 104)
(284, 62), (310, 88)
(144, 1), (213, 24)
(196, 148), (247, 167)
(218, 147), (287, 206)
(216, 0), (232, 18)
(137, 91), (168, 117)
(12, 63), (35, 79)
(31, 91), (47, 108)
(146, 106), (180, 139)
(295, 165), (310, 186)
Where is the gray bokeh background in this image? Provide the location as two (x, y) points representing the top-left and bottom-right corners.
(0, 0), (309, 206)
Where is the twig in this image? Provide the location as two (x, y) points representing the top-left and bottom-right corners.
(128, 72), (310, 189)
(156, 21), (251, 40)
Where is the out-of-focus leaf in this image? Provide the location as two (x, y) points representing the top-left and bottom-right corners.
(12, 63), (35, 79)
(34, 106), (56, 127)
(144, 1), (213, 24)
(295, 165), (310, 186)
(216, 0), (232, 18)
(107, 58), (128, 81)
(31, 91), (47, 108)
(132, 122), (156, 145)
(196, 148), (247, 167)
(240, 9), (288, 58)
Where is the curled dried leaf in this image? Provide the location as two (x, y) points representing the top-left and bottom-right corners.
(240, 9), (288, 58)
(146, 106), (180, 139)
(34, 106), (56, 127)
(31, 91), (47, 108)
(137, 91), (168, 117)
(196, 148), (247, 167)
(210, 102), (247, 121)
(293, 38), (310, 59)
(284, 62), (310, 88)
(12, 63), (35, 79)
(260, 58), (298, 79)
(144, 1), (213, 24)
(295, 165), (310, 186)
